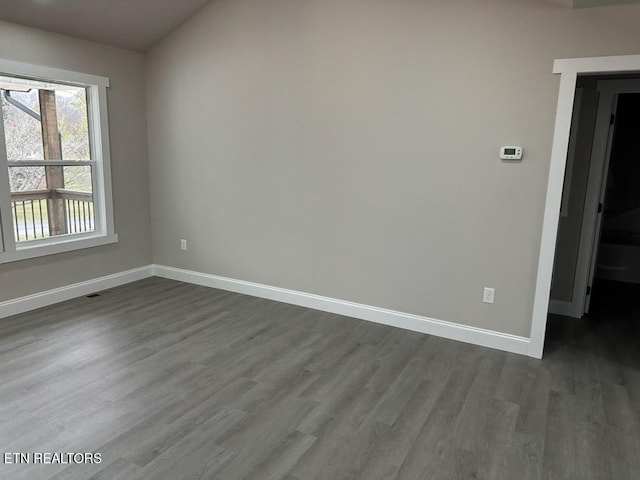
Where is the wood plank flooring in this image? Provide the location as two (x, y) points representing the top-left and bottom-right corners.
(0, 277), (639, 479)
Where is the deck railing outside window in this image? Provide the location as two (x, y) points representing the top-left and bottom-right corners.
(10, 190), (94, 241)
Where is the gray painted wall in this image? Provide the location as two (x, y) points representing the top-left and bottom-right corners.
(0, 21), (152, 301)
(146, 0), (640, 338)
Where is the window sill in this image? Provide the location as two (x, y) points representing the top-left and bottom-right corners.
(0, 233), (118, 264)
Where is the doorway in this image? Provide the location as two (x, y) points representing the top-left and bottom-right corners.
(529, 54), (640, 359)
(550, 79), (640, 319)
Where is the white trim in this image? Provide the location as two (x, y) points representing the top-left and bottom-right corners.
(0, 233), (118, 264)
(531, 54), (640, 359)
(7, 160), (94, 167)
(0, 101), (14, 254)
(530, 70), (577, 359)
(0, 58), (109, 88)
(152, 265), (531, 356)
(0, 265), (153, 319)
(554, 54), (640, 75)
(90, 80), (115, 237)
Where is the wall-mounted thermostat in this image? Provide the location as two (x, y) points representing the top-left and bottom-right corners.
(500, 146), (523, 160)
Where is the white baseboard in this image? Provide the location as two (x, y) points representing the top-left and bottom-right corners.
(152, 265), (531, 356)
(0, 263), (532, 356)
(0, 265), (153, 319)
(548, 299), (581, 318)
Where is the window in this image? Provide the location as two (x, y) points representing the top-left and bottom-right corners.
(0, 59), (116, 263)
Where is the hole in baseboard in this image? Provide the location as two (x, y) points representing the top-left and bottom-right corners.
(86, 293), (101, 298)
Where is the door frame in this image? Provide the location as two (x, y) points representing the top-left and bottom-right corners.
(529, 54), (640, 359)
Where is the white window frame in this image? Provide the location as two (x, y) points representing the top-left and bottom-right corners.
(0, 59), (117, 264)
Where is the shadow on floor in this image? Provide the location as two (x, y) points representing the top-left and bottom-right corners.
(544, 279), (640, 367)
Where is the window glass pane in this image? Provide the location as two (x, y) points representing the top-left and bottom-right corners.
(62, 166), (95, 236)
(2, 75), (95, 243)
(0, 76), (90, 162)
(58, 89), (90, 161)
(9, 166), (50, 241)
(1, 89), (43, 161)
(8, 164), (95, 242)
(8, 166), (46, 192)
(11, 197), (49, 242)
(63, 165), (93, 193)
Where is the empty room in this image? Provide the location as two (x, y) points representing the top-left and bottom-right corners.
(1, 0), (639, 478)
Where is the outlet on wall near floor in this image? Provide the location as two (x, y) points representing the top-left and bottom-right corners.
(483, 287), (495, 304)
(180, 239), (187, 251)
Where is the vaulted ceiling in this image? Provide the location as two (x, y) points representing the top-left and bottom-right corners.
(553, 0), (640, 6)
(0, 0), (639, 52)
(0, 0), (213, 52)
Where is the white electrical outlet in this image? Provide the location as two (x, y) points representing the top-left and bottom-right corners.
(483, 287), (495, 304)
(180, 239), (187, 251)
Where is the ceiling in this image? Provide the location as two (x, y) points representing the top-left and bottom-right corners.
(0, 0), (213, 52)
(554, 0), (640, 6)
(1, 0), (640, 52)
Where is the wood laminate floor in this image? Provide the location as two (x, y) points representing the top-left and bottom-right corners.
(0, 277), (639, 479)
